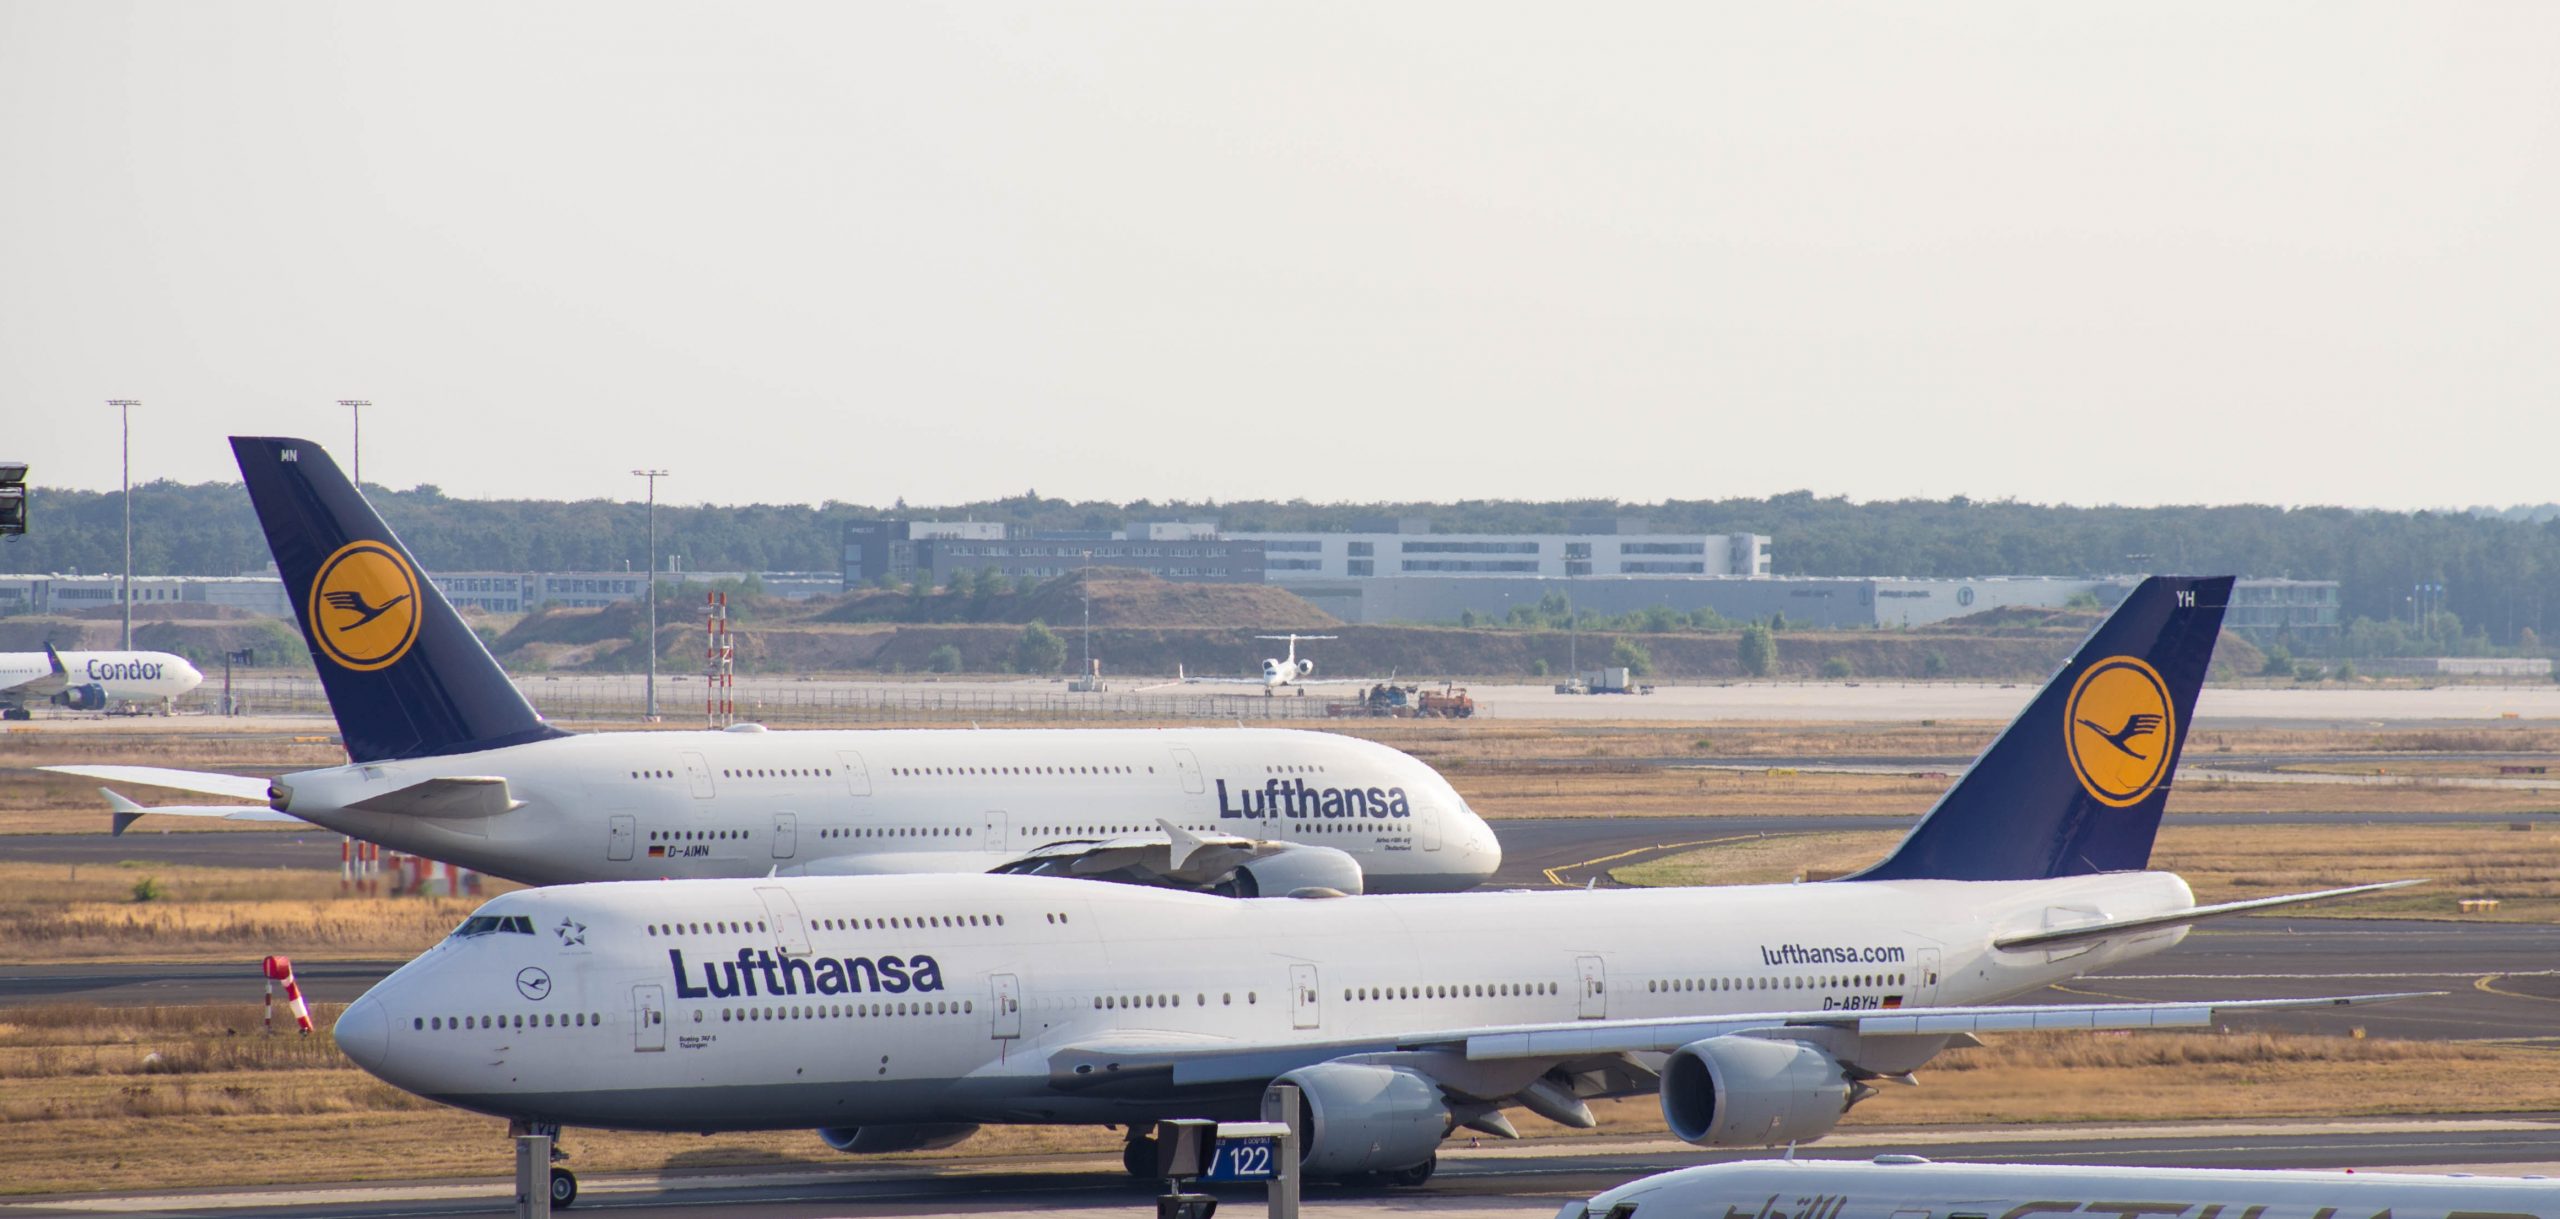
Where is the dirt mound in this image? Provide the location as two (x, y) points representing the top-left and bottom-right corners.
(812, 570), (1334, 630)
(1935, 605), (2107, 635)
(1018, 570), (1335, 629)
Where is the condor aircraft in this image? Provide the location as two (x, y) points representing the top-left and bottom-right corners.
(0, 643), (200, 719)
(333, 577), (2421, 1204)
(45, 438), (1499, 895)
(1561, 1157), (2553, 1219)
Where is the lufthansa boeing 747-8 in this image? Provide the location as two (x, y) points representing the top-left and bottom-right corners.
(332, 577), (2421, 1205)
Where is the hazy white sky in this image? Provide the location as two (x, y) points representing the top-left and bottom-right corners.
(5, 3), (2556, 510)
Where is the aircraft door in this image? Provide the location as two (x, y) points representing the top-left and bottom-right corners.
(990, 973), (1021, 1039)
(677, 751), (716, 799)
(837, 750), (872, 797)
(772, 812), (798, 859)
(1576, 955), (1608, 1019)
(607, 814), (635, 862)
(1170, 748), (1205, 795)
(756, 886), (812, 956)
(1418, 804), (1442, 851)
(984, 810), (1009, 854)
(1913, 948), (1941, 1007)
(632, 985), (666, 1052)
(1289, 963), (1320, 1030)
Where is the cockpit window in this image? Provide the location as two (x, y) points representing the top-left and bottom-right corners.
(450, 914), (536, 938)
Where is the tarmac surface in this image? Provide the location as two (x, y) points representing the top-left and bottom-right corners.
(5, 1117), (2557, 1218)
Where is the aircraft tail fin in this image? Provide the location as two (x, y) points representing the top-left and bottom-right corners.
(229, 437), (566, 763)
(1846, 575), (2232, 882)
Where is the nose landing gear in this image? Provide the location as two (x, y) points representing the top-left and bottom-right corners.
(510, 1119), (578, 1209)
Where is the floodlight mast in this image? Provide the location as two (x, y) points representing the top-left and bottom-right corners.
(338, 400), (370, 487)
(633, 469), (670, 720)
(107, 400), (138, 649)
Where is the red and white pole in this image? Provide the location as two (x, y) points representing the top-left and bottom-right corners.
(263, 955), (313, 1035)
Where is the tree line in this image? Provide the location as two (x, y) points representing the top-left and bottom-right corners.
(8, 480), (2559, 648)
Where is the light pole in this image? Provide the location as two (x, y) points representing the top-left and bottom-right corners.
(108, 399), (138, 650)
(633, 469), (668, 720)
(338, 400), (369, 487)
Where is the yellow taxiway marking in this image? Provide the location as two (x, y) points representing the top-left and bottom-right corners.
(2474, 973), (2560, 1003)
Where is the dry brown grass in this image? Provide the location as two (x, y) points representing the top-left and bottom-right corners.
(0, 861), (509, 965)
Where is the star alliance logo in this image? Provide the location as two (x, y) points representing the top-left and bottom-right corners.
(554, 918), (586, 947)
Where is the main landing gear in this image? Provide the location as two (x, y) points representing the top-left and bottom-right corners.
(1122, 1130), (1157, 1180)
(511, 1119), (578, 1208)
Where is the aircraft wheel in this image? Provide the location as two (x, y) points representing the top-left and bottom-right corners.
(549, 1167), (578, 1208)
(1122, 1133), (1157, 1179)
(2, 707), (28, 721)
(1386, 1154), (1436, 1187)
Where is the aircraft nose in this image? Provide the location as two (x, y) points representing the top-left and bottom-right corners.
(333, 992), (390, 1075)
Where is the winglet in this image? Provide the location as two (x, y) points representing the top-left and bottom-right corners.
(1161, 818), (1206, 871)
(101, 787), (146, 837)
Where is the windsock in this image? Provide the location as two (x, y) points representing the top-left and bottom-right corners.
(263, 955), (312, 1035)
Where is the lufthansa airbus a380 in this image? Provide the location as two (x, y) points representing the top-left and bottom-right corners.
(1560, 1157), (2552, 1219)
(46, 438), (1498, 896)
(332, 577), (2423, 1206)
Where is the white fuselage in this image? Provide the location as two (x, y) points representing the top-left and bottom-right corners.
(333, 868), (2196, 1133)
(0, 650), (201, 710)
(1566, 1156), (2555, 1219)
(275, 727), (1499, 890)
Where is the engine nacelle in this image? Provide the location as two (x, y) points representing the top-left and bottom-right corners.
(1295, 657), (1316, 678)
(54, 683), (108, 712)
(1270, 1061), (1448, 1177)
(1659, 1036), (1852, 1148)
(815, 1123), (979, 1154)
(1223, 842), (1365, 897)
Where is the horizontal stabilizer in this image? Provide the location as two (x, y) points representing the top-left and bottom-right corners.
(100, 788), (305, 836)
(345, 776), (523, 819)
(44, 765), (273, 802)
(1991, 879), (2426, 951)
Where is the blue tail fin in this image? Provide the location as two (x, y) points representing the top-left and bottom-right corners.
(231, 437), (567, 763)
(1847, 575), (2232, 882)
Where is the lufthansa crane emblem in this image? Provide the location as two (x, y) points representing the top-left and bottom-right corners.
(308, 540), (422, 672)
(2063, 655), (2174, 807)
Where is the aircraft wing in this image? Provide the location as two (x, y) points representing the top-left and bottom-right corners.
(1046, 991), (2431, 1093)
(1990, 880), (2427, 951)
(2, 645), (73, 699)
(98, 788), (306, 836)
(41, 765), (275, 801)
(993, 820), (1272, 886)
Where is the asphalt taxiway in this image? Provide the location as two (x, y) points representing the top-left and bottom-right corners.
(4, 1117), (2555, 1218)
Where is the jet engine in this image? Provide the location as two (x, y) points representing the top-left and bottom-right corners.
(1295, 657), (1316, 678)
(816, 1123), (980, 1154)
(1658, 1036), (1854, 1148)
(1220, 843), (1365, 897)
(53, 684), (108, 712)
(1270, 1061), (1448, 1178)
